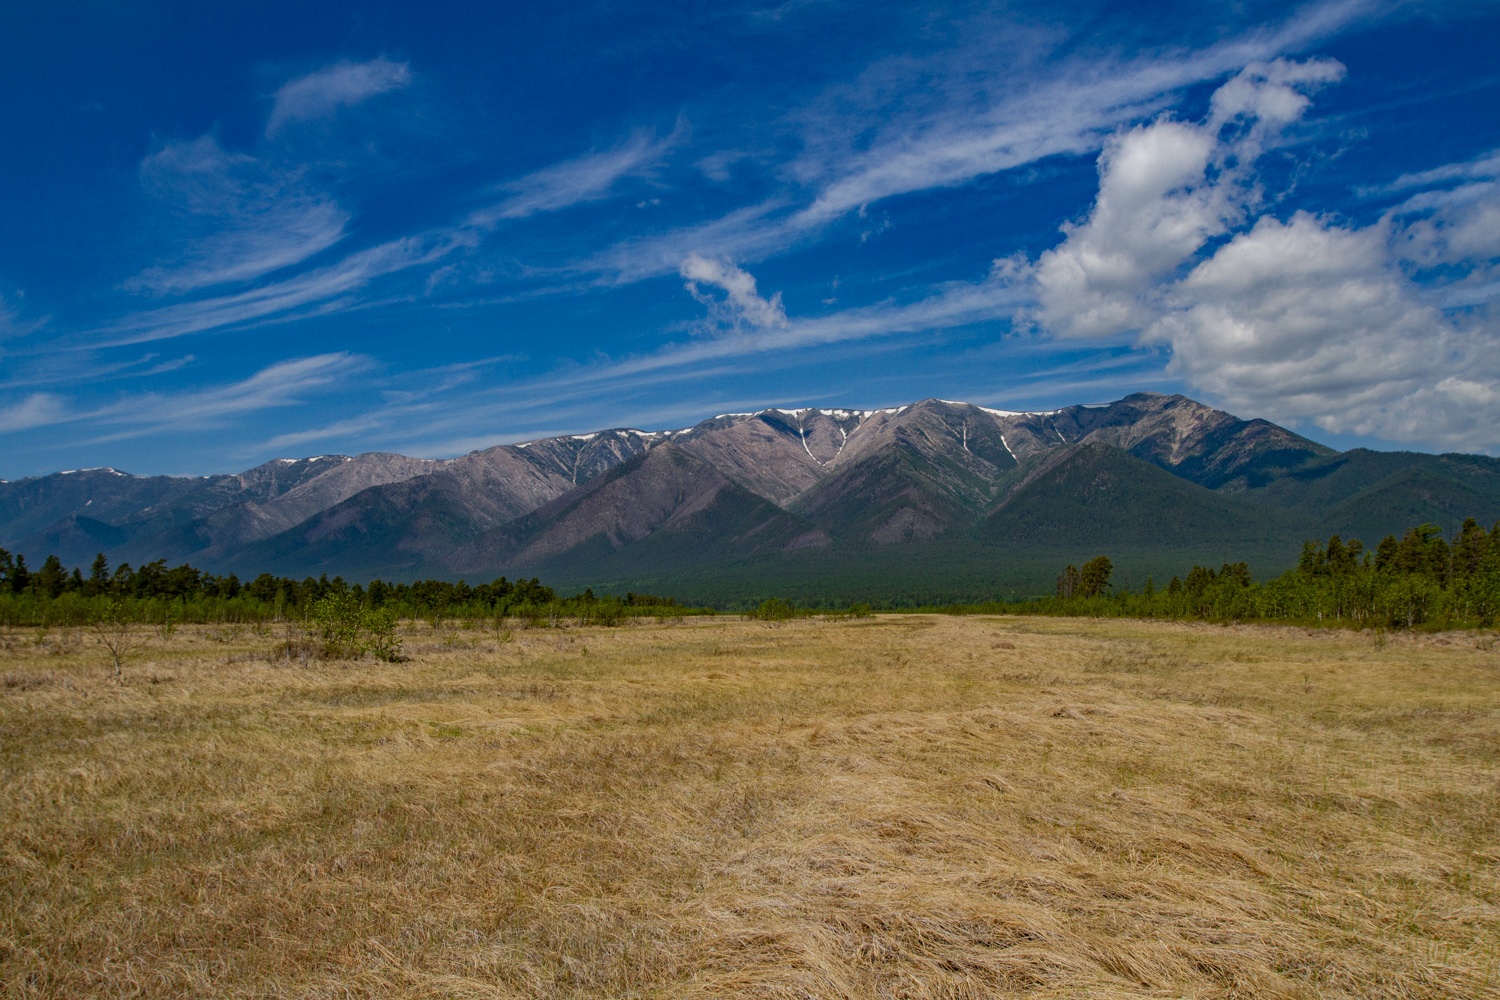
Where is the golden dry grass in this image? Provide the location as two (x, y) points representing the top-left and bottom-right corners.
(1, 615), (1498, 998)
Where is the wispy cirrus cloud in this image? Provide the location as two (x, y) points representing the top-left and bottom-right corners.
(1359, 147), (1500, 196)
(0, 393), (68, 433)
(125, 136), (348, 296)
(266, 57), (412, 137)
(53, 2), (1381, 360)
(0, 290), (48, 341)
(0, 351), (195, 391)
(558, 0), (1379, 289)
(9, 352), (370, 445)
(788, 4), (1365, 226)
(91, 231), (470, 348)
(129, 353), (367, 426)
(402, 254), (1030, 421)
(82, 123), (682, 347)
(469, 124), (685, 226)
(240, 354), (524, 453)
(13, 0), (1471, 476)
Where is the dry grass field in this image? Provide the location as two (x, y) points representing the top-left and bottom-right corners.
(2, 615), (1498, 999)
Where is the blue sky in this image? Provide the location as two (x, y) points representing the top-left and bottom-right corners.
(2, 0), (1499, 477)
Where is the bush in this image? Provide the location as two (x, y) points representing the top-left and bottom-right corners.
(362, 606), (403, 661)
(304, 594), (404, 661)
(752, 598), (796, 621)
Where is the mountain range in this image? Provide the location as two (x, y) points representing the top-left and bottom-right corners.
(5, 392), (1499, 603)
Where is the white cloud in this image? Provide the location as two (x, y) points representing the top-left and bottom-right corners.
(471, 125), (684, 225)
(260, 413), (388, 452)
(1031, 58), (1344, 340)
(97, 230), (469, 347)
(1017, 57), (1500, 452)
(1397, 181), (1500, 267)
(787, 15), (1354, 226)
(126, 136), (348, 295)
(1207, 55), (1343, 128)
(1031, 119), (1225, 338)
(146, 353), (366, 423)
(572, 5), (1367, 289)
(581, 200), (794, 287)
(1152, 214), (1463, 420)
(0, 393), (67, 432)
(1361, 147), (1500, 196)
(266, 57), (411, 136)
(0, 354), (367, 443)
(0, 290), (48, 341)
(679, 254), (786, 329)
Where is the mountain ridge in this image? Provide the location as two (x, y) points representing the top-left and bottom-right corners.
(4, 392), (1495, 598)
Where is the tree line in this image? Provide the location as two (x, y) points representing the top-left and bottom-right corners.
(1010, 519), (1500, 628)
(7, 516), (1498, 631)
(0, 549), (699, 628)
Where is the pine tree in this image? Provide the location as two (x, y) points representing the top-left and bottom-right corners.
(87, 553), (110, 596)
(35, 555), (68, 598)
(1375, 535), (1399, 572)
(1078, 556), (1113, 598)
(1454, 519), (1487, 579)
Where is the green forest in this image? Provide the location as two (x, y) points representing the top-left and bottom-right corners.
(952, 518), (1500, 629)
(2, 517), (1498, 631)
(0, 549), (696, 629)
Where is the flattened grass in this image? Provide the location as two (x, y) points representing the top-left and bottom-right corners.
(1, 617), (1497, 998)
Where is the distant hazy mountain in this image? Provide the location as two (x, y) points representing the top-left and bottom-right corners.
(5, 392), (1497, 600)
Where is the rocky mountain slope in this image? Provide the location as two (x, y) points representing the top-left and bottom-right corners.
(3, 392), (1495, 597)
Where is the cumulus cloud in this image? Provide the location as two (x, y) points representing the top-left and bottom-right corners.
(578, 4), (1369, 290)
(788, 13), (1353, 228)
(1031, 58), (1343, 339)
(1150, 214), (1472, 430)
(266, 57), (411, 136)
(1031, 119), (1225, 338)
(1019, 58), (1500, 451)
(680, 254), (787, 329)
(126, 136), (348, 295)
(1395, 176), (1500, 270)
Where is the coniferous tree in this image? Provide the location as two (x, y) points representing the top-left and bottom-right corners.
(87, 553), (110, 596)
(35, 555), (67, 598)
(1394, 524), (1449, 580)
(1454, 519), (1487, 579)
(1298, 540), (1324, 576)
(1078, 556), (1112, 598)
(1375, 535), (1399, 572)
(9, 553), (30, 594)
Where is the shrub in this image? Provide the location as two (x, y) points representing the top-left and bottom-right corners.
(752, 598), (796, 621)
(303, 594), (404, 661)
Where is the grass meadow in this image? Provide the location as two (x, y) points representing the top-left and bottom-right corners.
(2, 615), (1497, 998)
